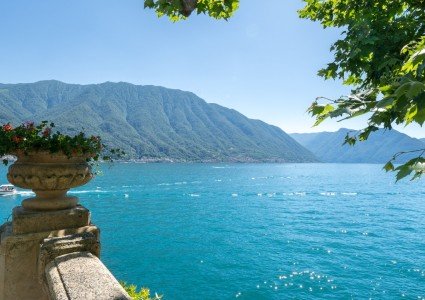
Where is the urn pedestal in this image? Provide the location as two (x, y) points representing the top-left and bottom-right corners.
(7, 152), (93, 211)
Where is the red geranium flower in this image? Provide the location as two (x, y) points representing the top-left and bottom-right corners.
(12, 136), (22, 143)
(3, 123), (13, 132)
(42, 127), (51, 137)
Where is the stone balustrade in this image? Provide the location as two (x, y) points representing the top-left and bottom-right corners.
(45, 252), (130, 300)
(0, 205), (131, 300)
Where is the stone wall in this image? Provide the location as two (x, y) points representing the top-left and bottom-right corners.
(0, 205), (130, 300)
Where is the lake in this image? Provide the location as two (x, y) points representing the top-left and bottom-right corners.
(1, 163), (425, 299)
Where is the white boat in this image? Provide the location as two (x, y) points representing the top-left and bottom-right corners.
(0, 184), (17, 196)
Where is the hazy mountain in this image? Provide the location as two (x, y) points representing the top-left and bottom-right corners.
(291, 128), (424, 163)
(0, 80), (317, 162)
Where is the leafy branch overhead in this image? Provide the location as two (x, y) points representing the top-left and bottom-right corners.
(144, 0), (239, 21)
(142, 0), (425, 180)
(300, 0), (425, 181)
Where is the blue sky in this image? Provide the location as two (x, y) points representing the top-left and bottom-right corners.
(0, 0), (423, 137)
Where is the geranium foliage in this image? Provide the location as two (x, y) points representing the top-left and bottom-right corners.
(143, 0), (239, 21)
(0, 121), (124, 165)
(299, 0), (425, 180)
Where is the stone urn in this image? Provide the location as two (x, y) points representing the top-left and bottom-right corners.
(7, 151), (93, 211)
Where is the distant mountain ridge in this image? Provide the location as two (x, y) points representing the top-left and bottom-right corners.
(0, 80), (317, 162)
(291, 128), (425, 163)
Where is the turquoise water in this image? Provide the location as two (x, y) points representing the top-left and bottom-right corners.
(1, 163), (425, 299)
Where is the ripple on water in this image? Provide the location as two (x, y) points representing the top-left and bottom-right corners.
(320, 192), (337, 196)
(70, 189), (108, 194)
(252, 270), (338, 297)
(188, 193), (200, 197)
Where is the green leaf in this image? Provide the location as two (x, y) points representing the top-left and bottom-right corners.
(405, 104), (418, 124)
(343, 133), (357, 146)
(406, 81), (425, 98)
(376, 97), (395, 108)
(383, 161), (394, 172)
(322, 104), (334, 114)
(144, 0), (154, 8)
(395, 165), (413, 182)
(394, 82), (411, 98)
(411, 171), (423, 181)
(414, 106), (425, 125)
(379, 85), (393, 93)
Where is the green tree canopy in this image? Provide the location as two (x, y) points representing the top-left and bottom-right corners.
(144, 0), (425, 180)
(299, 0), (425, 180)
(143, 0), (239, 21)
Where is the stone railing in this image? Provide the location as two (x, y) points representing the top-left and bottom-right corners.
(0, 205), (131, 300)
(45, 252), (130, 300)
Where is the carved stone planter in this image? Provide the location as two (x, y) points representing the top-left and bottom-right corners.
(7, 151), (93, 211)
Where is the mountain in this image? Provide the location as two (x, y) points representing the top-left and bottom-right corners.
(291, 128), (424, 163)
(0, 80), (317, 162)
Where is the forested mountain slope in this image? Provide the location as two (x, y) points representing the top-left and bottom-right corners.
(0, 80), (317, 162)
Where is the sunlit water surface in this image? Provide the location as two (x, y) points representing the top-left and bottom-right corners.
(1, 163), (425, 299)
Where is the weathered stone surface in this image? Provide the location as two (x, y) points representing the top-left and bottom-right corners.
(0, 205), (99, 300)
(0, 224), (99, 300)
(45, 264), (69, 300)
(0, 222), (48, 300)
(12, 205), (90, 234)
(45, 252), (131, 300)
(7, 152), (93, 211)
(0, 222), (11, 243)
(38, 232), (100, 283)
